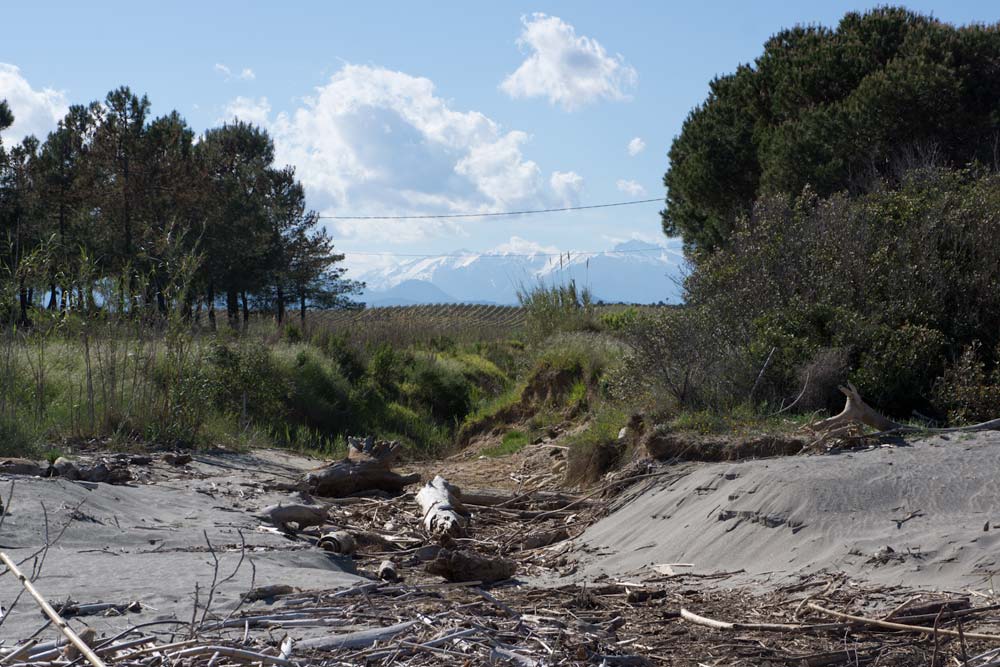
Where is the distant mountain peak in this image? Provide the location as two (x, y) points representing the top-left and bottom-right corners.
(357, 238), (683, 306)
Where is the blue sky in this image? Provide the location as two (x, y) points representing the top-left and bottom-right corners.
(2, 1), (998, 278)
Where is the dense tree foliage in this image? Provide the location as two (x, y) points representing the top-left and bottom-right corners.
(0, 87), (361, 327)
(663, 7), (1000, 253)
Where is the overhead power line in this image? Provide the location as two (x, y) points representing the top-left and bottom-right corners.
(318, 197), (662, 220)
(342, 247), (674, 259)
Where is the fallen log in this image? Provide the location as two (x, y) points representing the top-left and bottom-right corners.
(416, 475), (466, 537)
(303, 436), (420, 497)
(426, 548), (516, 584)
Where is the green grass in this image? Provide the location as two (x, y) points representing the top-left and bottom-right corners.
(482, 429), (531, 457)
(563, 404), (629, 483)
(667, 405), (818, 435)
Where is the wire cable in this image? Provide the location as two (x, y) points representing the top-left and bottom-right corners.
(342, 247), (675, 259)
(318, 198), (661, 220)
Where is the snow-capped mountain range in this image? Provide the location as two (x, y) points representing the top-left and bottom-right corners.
(355, 239), (684, 306)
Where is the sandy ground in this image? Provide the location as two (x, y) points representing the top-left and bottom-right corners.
(4, 430), (1000, 664)
(564, 431), (1000, 592)
(0, 450), (360, 641)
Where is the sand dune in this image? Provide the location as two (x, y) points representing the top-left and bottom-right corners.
(567, 432), (1000, 591)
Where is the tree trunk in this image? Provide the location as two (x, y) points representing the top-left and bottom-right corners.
(299, 292), (306, 328)
(276, 284), (285, 324)
(241, 290), (249, 327)
(48, 284), (57, 310)
(207, 282), (217, 331)
(226, 289), (239, 330)
(17, 278), (29, 327)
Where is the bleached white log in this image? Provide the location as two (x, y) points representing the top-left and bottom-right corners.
(416, 475), (466, 537)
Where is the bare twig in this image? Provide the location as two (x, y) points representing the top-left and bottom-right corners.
(0, 552), (106, 667)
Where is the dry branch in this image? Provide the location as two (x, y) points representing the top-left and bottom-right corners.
(0, 552), (106, 667)
(808, 602), (1000, 641)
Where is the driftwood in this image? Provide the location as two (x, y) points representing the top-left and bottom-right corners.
(168, 645), (294, 666)
(810, 382), (1000, 435)
(519, 528), (570, 551)
(254, 504), (328, 530)
(303, 436), (419, 497)
(298, 620), (419, 650)
(318, 530), (356, 555)
(416, 475), (466, 537)
(426, 548), (516, 584)
(378, 560), (399, 582)
(0, 552), (107, 667)
(679, 608), (845, 633)
(808, 602), (1000, 641)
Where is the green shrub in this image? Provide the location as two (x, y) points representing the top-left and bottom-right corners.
(207, 340), (289, 427)
(851, 324), (946, 416)
(0, 415), (39, 458)
(933, 341), (1000, 423)
(278, 346), (355, 437)
(564, 406), (627, 483)
(600, 307), (640, 332)
(404, 355), (473, 423)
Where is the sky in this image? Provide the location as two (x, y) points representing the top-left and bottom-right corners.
(2, 1), (999, 278)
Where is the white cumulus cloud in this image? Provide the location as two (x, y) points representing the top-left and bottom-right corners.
(214, 63), (255, 82)
(627, 136), (645, 156)
(491, 236), (560, 256)
(500, 14), (637, 111)
(616, 179), (646, 196)
(0, 64), (68, 145)
(550, 171), (584, 205)
(223, 96), (272, 127)
(223, 64), (579, 242)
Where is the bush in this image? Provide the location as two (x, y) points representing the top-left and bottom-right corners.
(564, 406), (628, 483)
(933, 341), (1000, 423)
(0, 415), (39, 458)
(404, 355), (473, 424)
(851, 324), (946, 416)
(615, 307), (758, 412)
(518, 280), (598, 342)
(277, 346), (355, 437)
(675, 169), (1000, 419)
